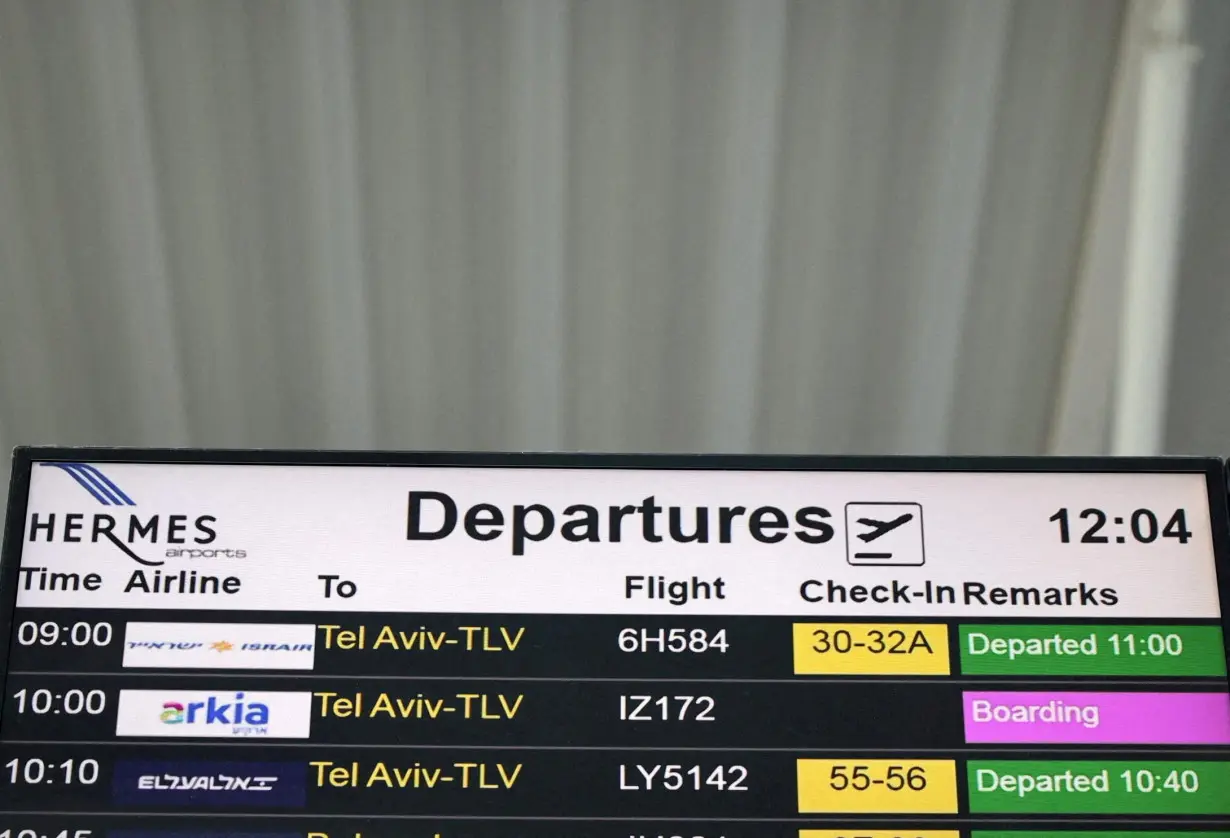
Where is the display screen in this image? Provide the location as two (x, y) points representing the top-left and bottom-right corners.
(1, 451), (1229, 838)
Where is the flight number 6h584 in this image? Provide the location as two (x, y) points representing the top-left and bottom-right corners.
(619, 629), (729, 653)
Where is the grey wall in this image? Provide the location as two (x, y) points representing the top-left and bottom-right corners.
(0, 0), (1135, 463)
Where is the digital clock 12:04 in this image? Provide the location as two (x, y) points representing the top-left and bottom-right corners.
(1050, 507), (1192, 545)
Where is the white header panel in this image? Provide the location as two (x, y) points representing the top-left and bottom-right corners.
(9, 461), (1222, 617)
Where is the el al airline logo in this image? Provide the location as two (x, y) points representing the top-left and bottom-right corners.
(115, 690), (312, 739)
(112, 760), (307, 807)
(123, 623), (316, 670)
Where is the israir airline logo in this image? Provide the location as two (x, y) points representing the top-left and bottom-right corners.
(41, 462), (135, 506)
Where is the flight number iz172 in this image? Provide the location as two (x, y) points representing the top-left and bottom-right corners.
(620, 695), (715, 721)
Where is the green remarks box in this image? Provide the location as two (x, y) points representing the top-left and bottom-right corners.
(974, 834), (1230, 838)
(967, 760), (1230, 814)
(958, 624), (1226, 676)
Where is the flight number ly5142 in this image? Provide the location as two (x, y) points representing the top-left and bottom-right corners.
(619, 764), (748, 791)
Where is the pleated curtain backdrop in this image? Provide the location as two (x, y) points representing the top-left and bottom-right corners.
(1, 0), (1222, 485)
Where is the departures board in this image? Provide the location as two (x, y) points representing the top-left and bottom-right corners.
(1, 450), (1229, 838)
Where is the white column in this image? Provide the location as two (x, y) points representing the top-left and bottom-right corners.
(1111, 0), (1197, 455)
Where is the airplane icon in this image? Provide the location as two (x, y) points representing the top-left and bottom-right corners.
(845, 502), (925, 566)
(855, 513), (914, 542)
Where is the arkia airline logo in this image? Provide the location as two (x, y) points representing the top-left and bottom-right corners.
(115, 690), (312, 739)
(28, 462), (242, 567)
(122, 622), (316, 670)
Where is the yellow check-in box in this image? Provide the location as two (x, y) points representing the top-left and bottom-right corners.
(799, 832), (959, 838)
(792, 623), (950, 675)
(797, 759), (959, 813)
